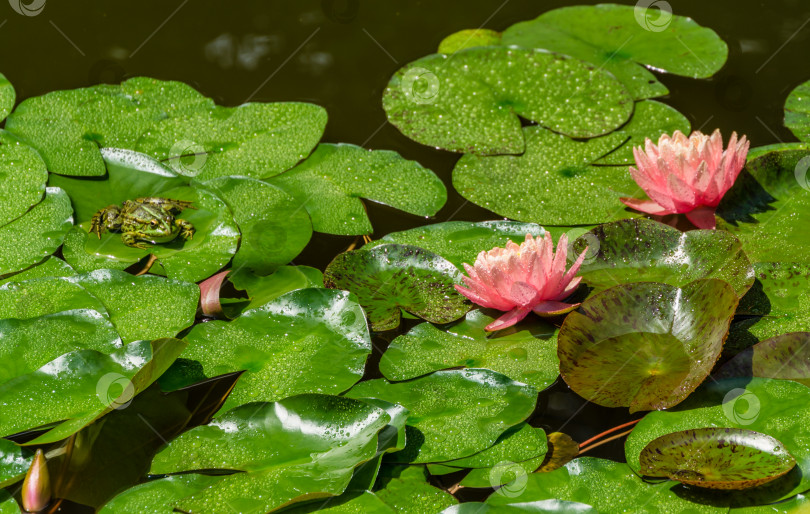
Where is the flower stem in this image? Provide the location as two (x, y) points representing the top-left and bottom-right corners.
(578, 418), (642, 449)
(578, 428), (636, 455)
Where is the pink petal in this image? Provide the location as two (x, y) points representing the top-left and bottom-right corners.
(619, 197), (674, 216)
(685, 206), (717, 229)
(455, 284), (513, 311)
(485, 306), (532, 331)
(531, 301), (581, 317)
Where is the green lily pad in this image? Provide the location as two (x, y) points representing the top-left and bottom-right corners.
(0, 276), (108, 319)
(717, 144), (810, 264)
(594, 100), (691, 165)
(716, 332), (810, 386)
(460, 453), (548, 489)
(375, 466), (458, 513)
(452, 126), (636, 225)
(324, 244), (470, 331)
(60, 227), (133, 274)
(558, 279), (739, 412)
(442, 422), (547, 469)
(0, 338), (185, 444)
(486, 457), (727, 513)
(639, 427), (796, 490)
(784, 79), (810, 141)
(67, 269), (199, 343)
(149, 394), (390, 513)
(0, 74), (14, 122)
(383, 46), (633, 155)
(0, 256), (76, 286)
(99, 474), (225, 513)
(48, 147), (188, 223)
(501, 4), (728, 100)
(5, 77), (325, 179)
(345, 369), (537, 463)
(268, 143), (446, 235)
(573, 218), (754, 297)
(0, 309), (122, 384)
(438, 29), (502, 54)
(732, 262), (810, 342)
(0, 492), (15, 513)
(135, 102), (327, 180)
(380, 309), (560, 392)
(626, 377), (810, 502)
(202, 176), (312, 274)
(178, 288), (370, 413)
(0, 131), (48, 227)
(0, 187), (73, 276)
(69, 183), (239, 283)
(366, 221), (546, 270)
(0, 438), (31, 487)
(229, 265), (324, 312)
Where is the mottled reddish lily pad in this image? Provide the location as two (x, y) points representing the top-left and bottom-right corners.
(716, 332), (810, 386)
(640, 427), (796, 490)
(324, 244), (470, 331)
(558, 279), (738, 412)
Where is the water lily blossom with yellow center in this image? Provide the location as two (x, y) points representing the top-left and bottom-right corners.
(620, 129), (750, 229)
(455, 233), (587, 331)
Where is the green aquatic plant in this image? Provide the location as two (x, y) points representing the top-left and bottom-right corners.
(0, 3), (808, 513)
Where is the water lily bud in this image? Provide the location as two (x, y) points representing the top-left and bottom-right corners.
(21, 449), (50, 513)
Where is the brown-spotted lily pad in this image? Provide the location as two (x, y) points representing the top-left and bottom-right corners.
(324, 244), (470, 331)
(573, 218), (754, 297)
(640, 427), (796, 490)
(716, 332), (810, 386)
(558, 279), (738, 413)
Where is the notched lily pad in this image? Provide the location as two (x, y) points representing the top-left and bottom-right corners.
(380, 309), (559, 392)
(438, 29), (502, 54)
(0, 74), (14, 122)
(383, 46), (632, 155)
(0, 187), (73, 276)
(0, 131), (48, 227)
(268, 143), (446, 235)
(640, 427), (796, 490)
(452, 126), (635, 225)
(324, 244), (470, 331)
(558, 279), (738, 412)
(573, 218), (754, 297)
(366, 220), (546, 270)
(501, 4), (728, 99)
(345, 368), (537, 463)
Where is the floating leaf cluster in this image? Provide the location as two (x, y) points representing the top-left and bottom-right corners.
(0, 4), (808, 513)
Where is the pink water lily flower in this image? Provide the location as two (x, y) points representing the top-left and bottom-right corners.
(455, 233), (587, 332)
(620, 129), (750, 229)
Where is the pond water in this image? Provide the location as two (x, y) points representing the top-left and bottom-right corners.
(2, 0), (809, 507)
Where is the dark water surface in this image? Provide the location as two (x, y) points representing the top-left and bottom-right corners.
(2, 0), (809, 507)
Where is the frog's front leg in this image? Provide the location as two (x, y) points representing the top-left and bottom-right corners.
(90, 205), (122, 238)
(175, 219), (195, 241)
(121, 231), (153, 250)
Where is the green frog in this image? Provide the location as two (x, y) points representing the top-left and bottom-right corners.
(90, 197), (196, 250)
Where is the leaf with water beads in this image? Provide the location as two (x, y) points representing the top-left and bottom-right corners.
(383, 46), (633, 155)
(324, 244), (470, 331)
(639, 427), (796, 490)
(175, 288), (371, 413)
(345, 368), (537, 463)
(268, 143), (447, 235)
(149, 394), (391, 513)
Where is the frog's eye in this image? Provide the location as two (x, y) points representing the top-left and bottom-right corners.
(150, 220), (159, 227)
